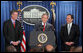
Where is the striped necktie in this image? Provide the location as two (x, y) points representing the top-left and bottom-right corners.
(13, 22), (15, 28)
(43, 23), (45, 32)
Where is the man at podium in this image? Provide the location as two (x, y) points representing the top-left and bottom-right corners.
(29, 13), (56, 52)
(34, 13), (54, 31)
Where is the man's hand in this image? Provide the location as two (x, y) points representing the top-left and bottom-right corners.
(65, 42), (74, 46)
(16, 41), (20, 44)
(65, 42), (70, 45)
(70, 42), (74, 45)
(37, 44), (42, 47)
(11, 41), (19, 46)
(45, 44), (54, 52)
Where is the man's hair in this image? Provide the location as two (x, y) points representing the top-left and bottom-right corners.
(67, 14), (74, 19)
(41, 13), (49, 18)
(10, 9), (18, 15)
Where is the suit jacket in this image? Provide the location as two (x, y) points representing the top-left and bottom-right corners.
(34, 22), (54, 31)
(3, 19), (23, 47)
(60, 23), (80, 46)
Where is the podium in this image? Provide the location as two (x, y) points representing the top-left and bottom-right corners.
(29, 31), (56, 52)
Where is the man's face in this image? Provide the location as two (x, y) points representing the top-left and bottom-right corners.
(11, 12), (18, 20)
(66, 15), (73, 24)
(41, 15), (48, 23)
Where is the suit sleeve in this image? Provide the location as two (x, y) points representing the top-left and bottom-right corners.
(3, 22), (11, 44)
(73, 25), (80, 45)
(48, 24), (54, 31)
(51, 25), (55, 31)
(33, 23), (39, 31)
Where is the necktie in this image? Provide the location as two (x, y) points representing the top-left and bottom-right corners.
(43, 23), (45, 32)
(68, 24), (70, 35)
(13, 22), (15, 28)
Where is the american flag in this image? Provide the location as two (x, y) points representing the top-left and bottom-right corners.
(18, 12), (26, 52)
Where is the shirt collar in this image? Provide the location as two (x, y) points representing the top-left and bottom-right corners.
(11, 18), (16, 23)
(42, 22), (46, 26)
(68, 22), (72, 25)
(67, 22), (72, 27)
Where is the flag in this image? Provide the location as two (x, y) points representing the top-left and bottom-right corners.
(50, 1), (56, 27)
(51, 8), (55, 30)
(18, 12), (26, 52)
(20, 30), (26, 52)
(51, 9), (55, 26)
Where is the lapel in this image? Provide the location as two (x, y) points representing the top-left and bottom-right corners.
(9, 19), (17, 31)
(40, 22), (43, 28)
(39, 22), (43, 30)
(40, 22), (47, 31)
(8, 19), (16, 33)
(69, 23), (74, 36)
(14, 20), (18, 32)
(65, 24), (68, 35)
(9, 19), (14, 29)
(15, 20), (17, 29)
(45, 22), (49, 30)
(66, 23), (74, 36)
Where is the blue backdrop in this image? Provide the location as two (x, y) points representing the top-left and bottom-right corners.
(1, 1), (82, 52)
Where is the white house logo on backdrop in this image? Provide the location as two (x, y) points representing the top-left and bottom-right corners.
(21, 5), (50, 25)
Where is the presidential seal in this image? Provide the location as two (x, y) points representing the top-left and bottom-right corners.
(38, 33), (48, 43)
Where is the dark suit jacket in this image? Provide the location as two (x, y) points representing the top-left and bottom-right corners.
(3, 19), (23, 48)
(60, 23), (80, 46)
(34, 22), (54, 31)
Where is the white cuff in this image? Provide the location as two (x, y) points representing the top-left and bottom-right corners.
(10, 41), (13, 44)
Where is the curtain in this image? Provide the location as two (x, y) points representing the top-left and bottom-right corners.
(1, 1), (82, 52)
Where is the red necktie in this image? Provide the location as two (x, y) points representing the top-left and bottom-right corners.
(43, 23), (45, 32)
(13, 22), (15, 28)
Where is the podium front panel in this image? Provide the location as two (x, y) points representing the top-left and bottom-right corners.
(29, 31), (56, 48)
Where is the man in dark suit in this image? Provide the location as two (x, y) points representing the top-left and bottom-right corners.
(3, 10), (23, 52)
(60, 14), (80, 51)
(34, 13), (55, 52)
(34, 13), (54, 31)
